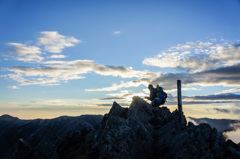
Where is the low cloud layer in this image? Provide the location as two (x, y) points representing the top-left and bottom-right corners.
(213, 107), (240, 118)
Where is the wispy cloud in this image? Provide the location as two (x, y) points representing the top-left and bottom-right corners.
(97, 89), (148, 104)
(8, 86), (19, 89)
(37, 31), (81, 53)
(6, 43), (43, 62)
(220, 88), (240, 94)
(86, 79), (149, 91)
(113, 31), (121, 35)
(4, 32), (85, 86)
(6, 60), (153, 86)
(49, 55), (66, 59)
(5, 31), (80, 63)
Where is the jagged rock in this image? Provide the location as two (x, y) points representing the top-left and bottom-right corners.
(168, 123), (226, 158)
(225, 140), (240, 158)
(126, 96), (153, 122)
(86, 96), (239, 159)
(89, 96), (156, 159)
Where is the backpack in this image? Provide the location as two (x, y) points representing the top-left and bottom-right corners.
(153, 85), (167, 106)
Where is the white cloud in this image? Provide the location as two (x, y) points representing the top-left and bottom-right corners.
(7, 43), (41, 56)
(86, 79), (148, 91)
(8, 86), (19, 89)
(167, 87), (201, 93)
(220, 88), (240, 94)
(143, 40), (240, 73)
(38, 31), (81, 53)
(7, 60), (153, 86)
(5, 31), (80, 63)
(4, 34), (240, 99)
(7, 43), (43, 62)
(97, 89), (149, 104)
(41, 60), (66, 64)
(107, 90), (131, 97)
(49, 55), (66, 59)
(113, 31), (121, 35)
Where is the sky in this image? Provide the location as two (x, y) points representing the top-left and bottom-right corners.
(0, 0), (240, 120)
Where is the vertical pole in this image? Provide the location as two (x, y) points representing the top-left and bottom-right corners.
(177, 80), (183, 125)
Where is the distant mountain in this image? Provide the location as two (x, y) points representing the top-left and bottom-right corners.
(0, 114), (103, 159)
(1, 97), (240, 158)
(188, 117), (240, 133)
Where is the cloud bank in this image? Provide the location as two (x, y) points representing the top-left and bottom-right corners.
(90, 39), (240, 93)
(143, 40), (240, 73)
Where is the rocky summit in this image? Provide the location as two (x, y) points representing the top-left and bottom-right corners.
(5, 96), (240, 158)
(58, 96), (240, 159)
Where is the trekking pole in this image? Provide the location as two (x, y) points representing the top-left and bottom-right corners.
(177, 80), (183, 125)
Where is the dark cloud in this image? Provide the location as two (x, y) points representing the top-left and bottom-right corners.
(193, 64), (240, 86)
(95, 65), (130, 73)
(99, 97), (125, 100)
(198, 64), (240, 77)
(160, 100), (213, 106)
(185, 93), (240, 101)
(98, 93), (133, 101)
(233, 44), (240, 48)
(232, 108), (240, 114)
(96, 104), (113, 107)
(150, 73), (196, 90)
(166, 101), (239, 106)
(213, 108), (230, 113)
(149, 65), (240, 89)
(97, 102), (128, 107)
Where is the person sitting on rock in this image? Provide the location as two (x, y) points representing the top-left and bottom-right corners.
(145, 84), (167, 107)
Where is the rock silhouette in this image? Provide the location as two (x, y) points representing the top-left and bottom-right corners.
(1, 96), (240, 158)
(57, 96), (240, 159)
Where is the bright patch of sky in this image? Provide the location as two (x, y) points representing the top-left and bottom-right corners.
(0, 0), (240, 121)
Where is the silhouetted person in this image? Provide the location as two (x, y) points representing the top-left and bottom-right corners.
(145, 84), (167, 107)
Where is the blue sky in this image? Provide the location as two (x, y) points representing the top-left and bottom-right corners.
(0, 0), (240, 119)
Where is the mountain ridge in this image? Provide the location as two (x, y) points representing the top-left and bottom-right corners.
(1, 96), (240, 158)
(0, 114), (103, 159)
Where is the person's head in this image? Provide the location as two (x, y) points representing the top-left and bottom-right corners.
(148, 84), (154, 90)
